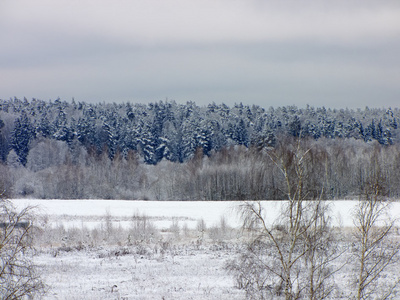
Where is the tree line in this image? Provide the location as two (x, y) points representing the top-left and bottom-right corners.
(1, 97), (398, 166)
(1, 98), (400, 200)
(1, 134), (400, 200)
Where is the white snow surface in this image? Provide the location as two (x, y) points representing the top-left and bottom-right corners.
(8, 199), (400, 299)
(11, 199), (400, 229)
(34, 246), (245, 300)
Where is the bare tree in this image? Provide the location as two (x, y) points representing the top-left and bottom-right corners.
(0, 196), (45, 299)
(264, 138), (325, 299)
(353, 171), (400, 300)
(229, 138), (341, 300)
(302, 200), (344, 300)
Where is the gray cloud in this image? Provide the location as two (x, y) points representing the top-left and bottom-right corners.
(1, 0), (400, 108)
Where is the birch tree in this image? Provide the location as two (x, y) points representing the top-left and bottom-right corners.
(229, 138), (341, 300)
(0, 196), (46, 299)
(353, 171), (400, 300)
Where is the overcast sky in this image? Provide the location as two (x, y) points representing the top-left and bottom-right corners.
(1, 0), (400, 109)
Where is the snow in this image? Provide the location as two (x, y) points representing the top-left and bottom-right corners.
(12, 199), (400, 229)
(8, 199), (400, 299)
(34, 246), (245, 300)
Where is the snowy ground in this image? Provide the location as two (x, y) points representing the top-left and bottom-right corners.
(9, 199), (400, 299)
(34, 244), (245, 300)
(12, 199), (391, 230)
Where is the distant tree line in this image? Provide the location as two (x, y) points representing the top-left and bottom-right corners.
(1, 97), (400, 200)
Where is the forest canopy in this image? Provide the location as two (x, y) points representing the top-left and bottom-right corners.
(0, 97), (399, 200)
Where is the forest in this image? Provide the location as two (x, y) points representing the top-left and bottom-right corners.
(1, 97), (400, 200)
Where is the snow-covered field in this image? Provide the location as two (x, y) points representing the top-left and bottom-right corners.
(12, 199), (388, 230)
(34, 244), (245, 300)
(10, 199), (400, 299)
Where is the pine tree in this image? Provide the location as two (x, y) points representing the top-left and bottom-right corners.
(11, 111), (35, 166)
(0, 119), (7, 162)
